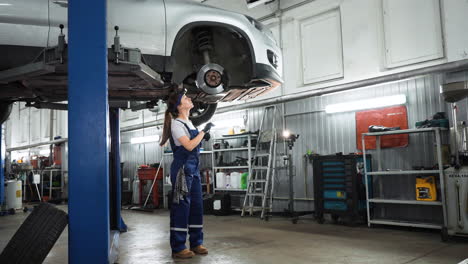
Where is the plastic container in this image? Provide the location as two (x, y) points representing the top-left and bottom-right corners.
(216, 172), (226, 188)
(6, 180), (22, 209)
(241, 172), (248, 189)
(230, 172), (240, 189)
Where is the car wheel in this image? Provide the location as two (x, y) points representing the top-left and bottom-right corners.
(0, 102), (12, 124)
(196, 64), (229, 95)
(190, 102), (217, 127)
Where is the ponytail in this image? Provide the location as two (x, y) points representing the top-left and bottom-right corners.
(159, 84), (182, 146)
(160, 110), (173, 146)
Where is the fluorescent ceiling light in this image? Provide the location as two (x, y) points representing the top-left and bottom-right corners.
(130, 135), (160, 144)
(325, 94), (406, 114)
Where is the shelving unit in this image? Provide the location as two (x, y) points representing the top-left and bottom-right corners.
(211, 134), (257, 193)
(362, 127), (448, 230)
(41, 168), (67, 202)
(213, 166), (249, 169)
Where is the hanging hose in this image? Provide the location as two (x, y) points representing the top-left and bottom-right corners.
(143, 156), (164, 207)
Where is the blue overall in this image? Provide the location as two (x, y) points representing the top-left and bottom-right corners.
(169, 120), (203, 253)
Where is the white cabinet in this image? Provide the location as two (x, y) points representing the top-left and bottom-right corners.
(300, 9), (344, 84)
(382, 0), (444, 68)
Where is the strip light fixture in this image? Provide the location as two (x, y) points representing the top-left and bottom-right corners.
(325, 94), (406, 114)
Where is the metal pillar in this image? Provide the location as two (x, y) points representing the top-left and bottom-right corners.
(110, 108), (127, 232)
(68, 0), (110, 263)
(0, 124), (4, 205)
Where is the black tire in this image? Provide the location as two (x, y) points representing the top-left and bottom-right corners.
(190, 102), (217, 127)
(0, 102), (12, 124)
(0, 203), (68, 264)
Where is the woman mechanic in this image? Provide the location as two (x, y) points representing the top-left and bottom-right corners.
(160, 86), (214, 259)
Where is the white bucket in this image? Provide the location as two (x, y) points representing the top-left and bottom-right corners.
(230, 172), (240, 189)
(6, 180), (22, 210)
(216, 172), (226, 188)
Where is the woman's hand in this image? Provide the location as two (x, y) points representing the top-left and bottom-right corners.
(202, 122), (215, 133)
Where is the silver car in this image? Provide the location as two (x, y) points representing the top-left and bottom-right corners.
(0, 0), (283, 125)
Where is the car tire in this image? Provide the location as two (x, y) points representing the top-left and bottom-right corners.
(0, 203), (68, 264)
(0, 102), (12, 124)
(190, 102), (217, 127)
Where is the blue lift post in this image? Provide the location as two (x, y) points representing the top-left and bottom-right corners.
(68, 0), (110, 263)
(0, 124), (4, 205)
(110, 108), (127, 232)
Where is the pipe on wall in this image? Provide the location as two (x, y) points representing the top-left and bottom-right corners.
(6, 138), (68, 152)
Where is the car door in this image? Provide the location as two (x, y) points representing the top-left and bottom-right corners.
(48, 0), (166, 55)
(49, 0), (166, 56)
(0, 0), (49, 69)
(0, 0), (49, 48)
(107, 0), (166, 56)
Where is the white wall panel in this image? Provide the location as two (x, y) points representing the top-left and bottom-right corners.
(120, 109), (142, 128)
(300, 9), (343, 84)
(4, 107), (68, 149)
(6, 104), (19, 147)
(40, 109), (50, 140)
(19, 105), (29, 144)
(57, 110), (68, 137)
(382, 0), (444, 68)
(443, 0), (468, 61)
(30, 109), (41, 142)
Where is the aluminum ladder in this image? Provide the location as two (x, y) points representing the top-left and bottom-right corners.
(241, 105), (278, 220)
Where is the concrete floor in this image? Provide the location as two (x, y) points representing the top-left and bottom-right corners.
(0, 206), (467, 264)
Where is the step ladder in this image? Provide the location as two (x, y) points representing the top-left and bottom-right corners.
(241, 105), (278, 220)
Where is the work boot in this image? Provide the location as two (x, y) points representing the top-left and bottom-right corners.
(172, 249), (195, 259)
(191, 245), (208, 255)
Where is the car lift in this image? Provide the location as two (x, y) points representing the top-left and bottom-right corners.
(0, 1), (160, 262)
(0, 125), (4, 209)
(68, 1), (126, 263)
(0, 23), (164, 106)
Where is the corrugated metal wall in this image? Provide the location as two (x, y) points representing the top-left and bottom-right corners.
(241, 73), (458, 220)
(121, 127), (163, 186)
(119, 73), (466, 221)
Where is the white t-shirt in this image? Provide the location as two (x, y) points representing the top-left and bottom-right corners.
(171, 118), (196, 146)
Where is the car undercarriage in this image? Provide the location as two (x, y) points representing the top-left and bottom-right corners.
(0, 24), (279, 126)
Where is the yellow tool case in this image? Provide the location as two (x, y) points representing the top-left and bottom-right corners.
(416, 176), (437, 201)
